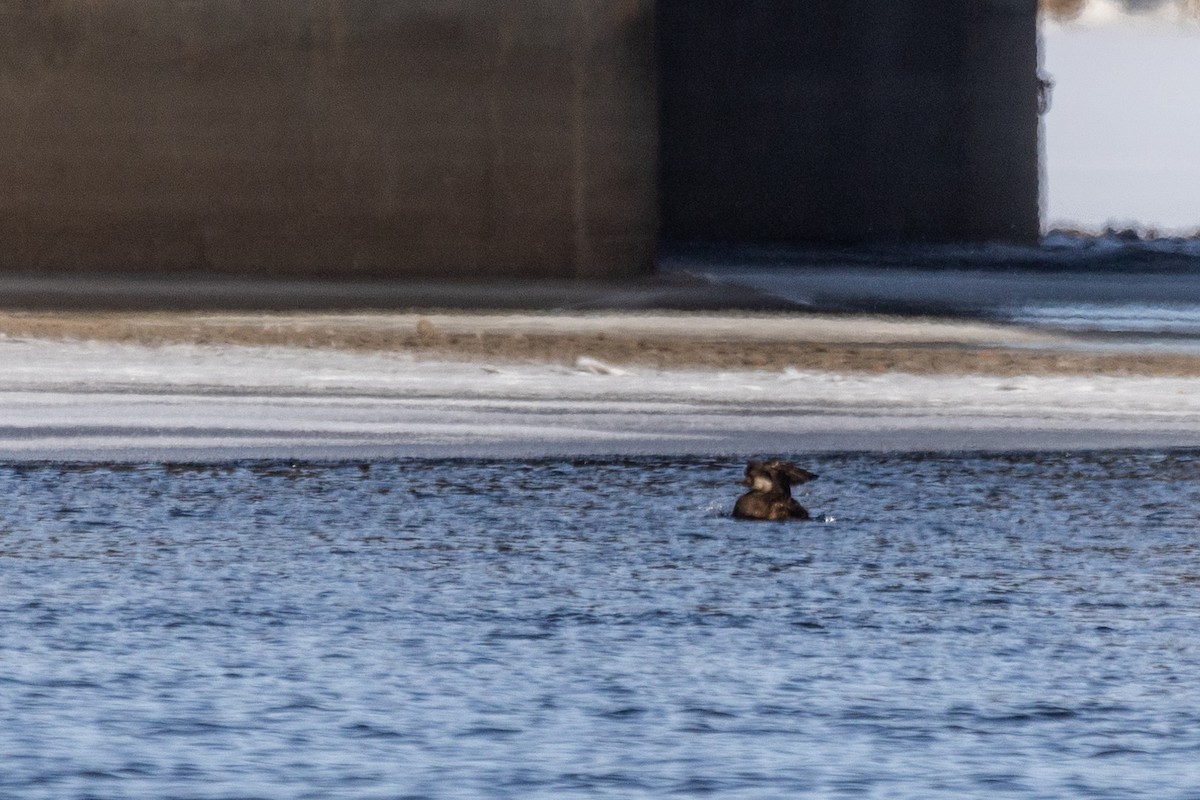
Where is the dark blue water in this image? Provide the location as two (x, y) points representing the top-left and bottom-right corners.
(667, 234), (1200, 344)
(4, 452), (1200, 799)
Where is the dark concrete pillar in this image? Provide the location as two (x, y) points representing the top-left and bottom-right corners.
(960, 0), (1042, 242)
(658, 0), (1041, 246)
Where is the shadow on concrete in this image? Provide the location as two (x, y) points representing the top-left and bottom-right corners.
(0, 272), (800, 314)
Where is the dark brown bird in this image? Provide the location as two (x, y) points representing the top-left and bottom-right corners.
(732, 460), (818, 521)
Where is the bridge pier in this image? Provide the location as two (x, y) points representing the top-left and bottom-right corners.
(0, 1), (658, 279)
(0, 1), (1038, 281)
(658, 0), (1041, 246)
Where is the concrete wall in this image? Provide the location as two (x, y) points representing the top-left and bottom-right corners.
(0, 1), (1040, 280)
(658, 0), (1041, 245)
(0, 1), (657, 279)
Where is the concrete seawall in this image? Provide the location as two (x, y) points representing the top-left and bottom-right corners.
(0, 1), (657, 279)
(658, 0), (1040, 245)
(0, 1), (1038, 280)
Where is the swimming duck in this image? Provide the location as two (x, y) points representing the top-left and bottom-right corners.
(733, 460), (818, 521)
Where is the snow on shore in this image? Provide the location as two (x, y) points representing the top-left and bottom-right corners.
(1, 337), (1198, 460)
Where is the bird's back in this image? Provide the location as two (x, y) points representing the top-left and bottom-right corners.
(733, 491), (809, 521)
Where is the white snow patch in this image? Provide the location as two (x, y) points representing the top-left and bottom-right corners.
(574, 356), (630, 376)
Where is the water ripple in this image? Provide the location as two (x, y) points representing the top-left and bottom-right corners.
(2, 451), (1200, 798)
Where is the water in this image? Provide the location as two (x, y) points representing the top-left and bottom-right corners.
(1005, 302), (1200, 338)
(667, 233), (1200, 346)
(3, 452), (1200, 799)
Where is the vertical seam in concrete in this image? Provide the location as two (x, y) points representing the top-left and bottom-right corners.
(571, 0), (591, 278)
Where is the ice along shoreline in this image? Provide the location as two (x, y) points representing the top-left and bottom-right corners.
(1, 327), (1199, 461)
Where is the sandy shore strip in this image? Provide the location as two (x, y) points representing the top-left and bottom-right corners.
(0, 310), (1198, 377)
